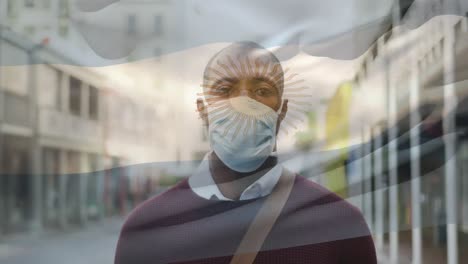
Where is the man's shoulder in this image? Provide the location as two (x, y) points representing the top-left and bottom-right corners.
(291, 174), (366, 219)
(115, 180), (198, 264)
(120, 179), (192, 232)
(292, 174), (345, 202)
(282, 175), (372, 245)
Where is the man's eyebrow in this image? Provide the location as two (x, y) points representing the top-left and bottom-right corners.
(203, 77), (238, 92)
(213, 77), (238, 86)
(253, 76), (277, 89)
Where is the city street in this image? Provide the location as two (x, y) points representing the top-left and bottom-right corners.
(0, 217), (124, 264)
(1, 215), (467, 264)
(1, 1), (468, 264)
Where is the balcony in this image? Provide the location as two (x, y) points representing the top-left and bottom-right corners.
(39, 107), (103, 144)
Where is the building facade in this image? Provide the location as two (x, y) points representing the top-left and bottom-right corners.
(348, 2), (468, 263)
(0, 0), (213, 235)
(0, 28), (172, 235)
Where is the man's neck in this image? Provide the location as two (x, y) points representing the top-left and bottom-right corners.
(208, 152), (278, 200)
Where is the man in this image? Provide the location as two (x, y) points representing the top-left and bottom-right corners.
(115, 42), (377, 264)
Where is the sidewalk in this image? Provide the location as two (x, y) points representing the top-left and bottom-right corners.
(376, 230), (468, 264)
(0, 217), (125, 264)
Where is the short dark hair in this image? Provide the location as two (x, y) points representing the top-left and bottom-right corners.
(203, 41), (284, 98)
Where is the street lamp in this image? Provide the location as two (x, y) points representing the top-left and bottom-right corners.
(0, 24), (5, 236)
(28, 39), (48, 233)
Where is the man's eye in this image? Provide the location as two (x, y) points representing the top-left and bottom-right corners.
(215, 86), (231, 95)
(255, 88), (272, 96)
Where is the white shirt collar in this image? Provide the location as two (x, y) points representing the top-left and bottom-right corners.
(188, 152), (283, 201)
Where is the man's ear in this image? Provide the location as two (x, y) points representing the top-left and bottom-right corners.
(197, 98), (209, 126)
(276, 99), (288, 135)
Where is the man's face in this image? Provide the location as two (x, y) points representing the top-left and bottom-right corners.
(197, 45), (289, 135)
(205, 75), (281, 111)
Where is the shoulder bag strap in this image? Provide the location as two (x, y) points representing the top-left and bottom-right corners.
(230, 168), (296, 264)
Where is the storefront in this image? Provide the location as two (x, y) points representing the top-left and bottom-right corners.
(0, 135), (31, 234)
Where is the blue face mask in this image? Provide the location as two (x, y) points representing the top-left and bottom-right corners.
(207, 96), (278, 173)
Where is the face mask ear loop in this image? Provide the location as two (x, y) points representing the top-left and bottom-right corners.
(197, 97), (209, 129)
(272, 99), (284, 153)
(277, 100), (284, 115)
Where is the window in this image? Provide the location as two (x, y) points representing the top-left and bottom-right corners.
(24, 0), (34, 7)
(42, 0), (51, 8)
(127, 14), (137, 35)
(58, 0), (69, 17)
(58, 0), (69, 37)
(58, 21), (69, 37)
(56, 71), (62, 109)
(89, 86), (99, 120)
(154, 15), (163, 36)
(7, 0), (16, 17)
(69, 77), (82, 116)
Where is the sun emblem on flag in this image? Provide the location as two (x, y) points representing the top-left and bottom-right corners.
(197, 54), (313, 139)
